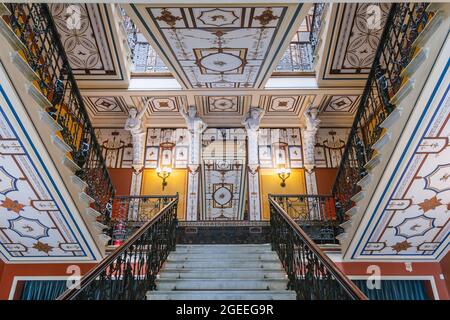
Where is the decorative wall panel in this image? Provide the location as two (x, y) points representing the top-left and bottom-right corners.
(95, 128), (133, 168)
(201, 128), (247, 220)
(314, 127), (351, 168)
(145, 128), (190, 168)
(0, 87), (96, 261)
(257, 128), (303, 168)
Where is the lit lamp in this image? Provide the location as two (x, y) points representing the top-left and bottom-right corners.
(156, 166), (172, 190)
(276, 167), (291, 187)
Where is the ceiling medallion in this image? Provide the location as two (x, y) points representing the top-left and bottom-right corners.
(253, 8), (279, 26)
(156, 8), (182, 27)
(197, 52), (246, 73)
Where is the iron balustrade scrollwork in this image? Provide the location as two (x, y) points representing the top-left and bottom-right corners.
(269, 196), (367, 300)
(332, 3), (433, 214)
(57, 196), (178, 300)
(2, 3), (115, 217)
(271, 194), (341, 244)
(108, 195), (178, 245)
(309, 3), (327, 58)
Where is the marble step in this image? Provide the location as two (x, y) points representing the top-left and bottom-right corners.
(167, 252), (278, 261)
(164, 260), (283, 270)
(159, 269), (287, 280)
(156, 279), (288, 291)
(174, 244), (273, 254)
(147, 290), (296, 300)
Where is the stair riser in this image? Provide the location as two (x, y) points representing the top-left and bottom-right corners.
(159, 271), (287, 280)
(147, 292), (296, 300)
(168, 253), (278, 260)
(164, 262), (283, 269)
(157, 280), (288, 291)
(174, 248), (273, 254)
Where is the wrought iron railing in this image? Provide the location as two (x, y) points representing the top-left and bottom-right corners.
(2, 3), (115, 216)
(57, 196), (178, 300)
(108, 195), (178, 245)
(309, 3), (326, 58)
(332, 3), (433, 214)
(119, 6), (168, 73)
(269, 196), (367, 300)
(271, 194), (340, 244)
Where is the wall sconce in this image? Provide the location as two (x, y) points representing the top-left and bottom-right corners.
(276, 167), (291, 187)
(156, 166), (172, 190)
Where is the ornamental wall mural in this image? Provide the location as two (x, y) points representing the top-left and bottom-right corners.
(360, 84), (450, 258)
(95, 128), (133, 168)
(257, 128), (303, 168)
(145, 128), (190, 169)
(0, 90), (95, 261)
(314, 128), (351, 168)
(131, 5), (304, 88)
(201, 128), (247, 220)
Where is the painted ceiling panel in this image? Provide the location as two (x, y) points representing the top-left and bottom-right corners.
(50, 3), (126, 83)
(0, 86), (98, 262)
(320, 3), (391, 83)
(131, 5), (303, 89)
(354, 72), (450, 260)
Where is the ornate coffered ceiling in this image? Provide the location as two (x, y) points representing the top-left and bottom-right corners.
(317, 3), (391, 86)
(125, 4), (309, 89)
(81, 87), (363, 127)
(50, 3), (130, 88)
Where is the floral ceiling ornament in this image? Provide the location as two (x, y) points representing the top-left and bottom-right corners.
(156, 8), (182, 28)
(391, 240), (413, 253)
(32, 241), (54, 254)
(253, 8), (279, 26)
(1, 197), (25, 214)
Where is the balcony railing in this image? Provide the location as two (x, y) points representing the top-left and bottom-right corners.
(269, 196), (367, 300)
(57, 196), (178, 300)
(108, 195), (178, 245)
(2, 4), (115, 217)
(270, 194), (340, 244)
(332, 3), (433, 214)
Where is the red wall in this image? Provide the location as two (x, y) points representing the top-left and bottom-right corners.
(315, 168), (338, 194)
(0, 262), (96, 300)
(335, 261), (449, 300)
(440, 252), (450, 293)
(108, 168), (133, 196)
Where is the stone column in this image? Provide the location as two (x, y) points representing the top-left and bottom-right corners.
(242, 108), (265, 220)
(181, 106), (207, 221)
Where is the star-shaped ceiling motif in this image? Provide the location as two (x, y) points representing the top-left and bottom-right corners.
(391, 240), (412, 253)
(418, 196), (442, 213)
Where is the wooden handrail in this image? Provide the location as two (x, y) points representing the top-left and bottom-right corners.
(57, 196), (178, 300)
(269, 196), (367, 300)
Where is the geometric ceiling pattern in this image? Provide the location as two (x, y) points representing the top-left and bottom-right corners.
(259, 95), (315, 117)
(319, 3), (391, 82)
(50, 3), (125, 84)
(131, 96), (188, 117)
(195, 95), (251, 117)
(83, 96), (130, 118)
(0, 86), (97, 262)
(355, 78), (450, 260)
(319, 95), (360, 115)
(129, 4), (304, 89)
